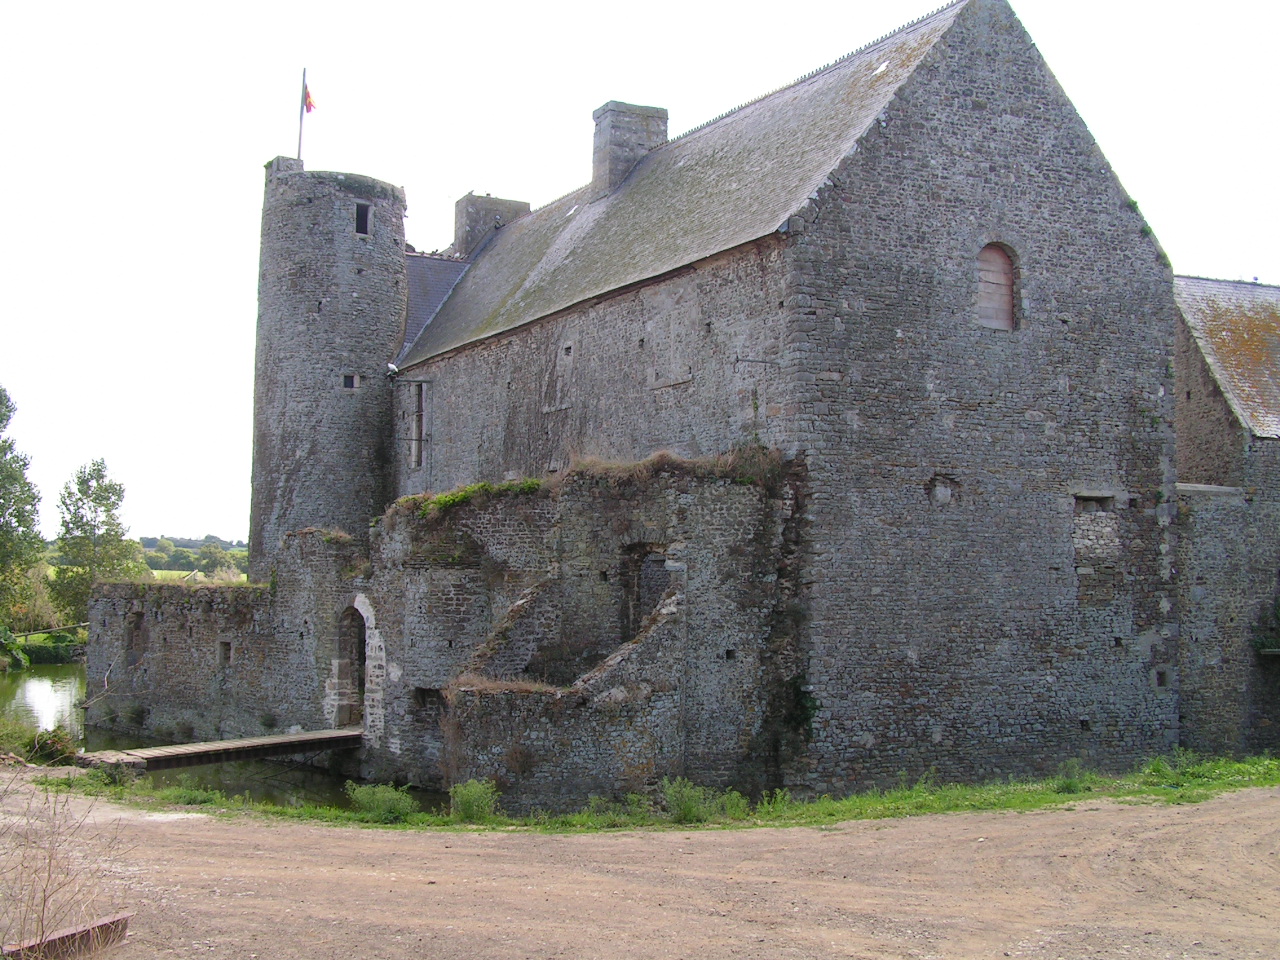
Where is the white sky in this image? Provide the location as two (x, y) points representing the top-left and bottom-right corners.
(1, 0), (1275, 543)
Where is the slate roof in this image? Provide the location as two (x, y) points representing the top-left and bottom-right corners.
(1175, 277), (1280, 439)
(400, 254), (469, 365)
(399, 0), (968, 366)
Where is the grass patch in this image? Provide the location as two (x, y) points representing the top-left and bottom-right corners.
(396, 478), (546, 523)
(32, 751), (1280, 833)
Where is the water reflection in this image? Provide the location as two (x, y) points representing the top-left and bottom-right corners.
(0, 663), (85, 738)
(1, 663), (445, 811)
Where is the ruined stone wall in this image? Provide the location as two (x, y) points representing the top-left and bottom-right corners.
(776, 0), (1180, 791)
(87, 583), (281, 741)
(357, 469), (798, 809)
(393, 239), (793, 496)
(1177, 446), (1280, 755)
(87, 530), (373, 746)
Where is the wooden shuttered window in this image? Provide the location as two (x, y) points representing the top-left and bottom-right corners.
(977, 244), (1015, 330)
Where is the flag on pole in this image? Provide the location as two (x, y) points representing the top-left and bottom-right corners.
(297, 69), (312, 161)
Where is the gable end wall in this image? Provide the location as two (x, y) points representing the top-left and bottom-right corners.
(777, 0), (1180, 790)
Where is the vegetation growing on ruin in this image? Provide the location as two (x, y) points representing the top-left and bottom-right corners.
(1251, 595), (1280, 652)
(389, 477), (546, 524)
(33, 751), (1280, 833)
(446, 671), (558, 696)
(384, 446), (787, 531)
(564, 445), (785, 494)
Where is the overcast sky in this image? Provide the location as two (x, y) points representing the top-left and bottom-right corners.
(1, 0), (1275, 543)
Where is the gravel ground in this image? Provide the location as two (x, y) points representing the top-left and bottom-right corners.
(4, 768), (1278, 959)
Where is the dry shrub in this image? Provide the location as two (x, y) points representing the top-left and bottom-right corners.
(1, 774), (125, 950)
(447, 672), (558, 696)
(563, 445), (784, 493)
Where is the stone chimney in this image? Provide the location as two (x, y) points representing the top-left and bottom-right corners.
(453, 193), (531, 258)
(592, 101), (668, 200)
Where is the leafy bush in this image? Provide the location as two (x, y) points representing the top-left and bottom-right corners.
(21, 638), (82, 665)
(661, 776), (715, 824)
(0, 721), (78, 764)
(718, 788), (751, 820)
(755, 787), (793, 818)
(449, 778), (501, 824)
(345, 781), (420, 823)
(0, 626), (29, 670)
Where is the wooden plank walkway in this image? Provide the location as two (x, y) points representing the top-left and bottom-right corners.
(76, 726), (364, 771)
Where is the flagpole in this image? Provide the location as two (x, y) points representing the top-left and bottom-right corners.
(297, 68), (307, 160)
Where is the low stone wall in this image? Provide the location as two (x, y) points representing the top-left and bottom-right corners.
(87, 582), (276, 742)
(87, 530), (371, 745)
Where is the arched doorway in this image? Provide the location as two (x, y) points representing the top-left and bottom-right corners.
(336, 606), (367, 725)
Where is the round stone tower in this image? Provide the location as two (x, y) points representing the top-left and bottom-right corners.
(249, 157), (407, 579)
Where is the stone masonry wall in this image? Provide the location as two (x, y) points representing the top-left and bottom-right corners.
(87, 529), (375, 748)
(393, 239), (794, 497)
(87, 583), (279, 742)
(775, 0), (1180, 790)
(250, 160), (408, 578)
(1174, 317), (1248, 486)
(356, 467), (799, 809)
(1177, 445), (1280, 755)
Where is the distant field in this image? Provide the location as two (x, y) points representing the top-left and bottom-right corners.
(151, 570), (192, 580)
(150, 570), (247, 583)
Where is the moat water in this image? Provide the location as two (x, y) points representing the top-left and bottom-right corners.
(1, 663), (444, 811)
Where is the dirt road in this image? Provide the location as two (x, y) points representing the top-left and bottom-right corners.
(6, 772), (1279, 959)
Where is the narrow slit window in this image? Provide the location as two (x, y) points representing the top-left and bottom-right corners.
(355, 203), (371, 235)
(412, 383), (425, 468)
(976, 244), (1015, 330)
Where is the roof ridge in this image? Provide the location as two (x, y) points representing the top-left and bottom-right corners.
(519, 0), (965, 221)
(1176, 274), (1279, 291)
(670, 0), (967, 143)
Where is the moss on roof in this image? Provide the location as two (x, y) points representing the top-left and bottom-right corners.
(1175, 277), (1280, 439)
(400, 0), (968, 365)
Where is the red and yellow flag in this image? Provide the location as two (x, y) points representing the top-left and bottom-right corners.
(304, 85), (316, 113)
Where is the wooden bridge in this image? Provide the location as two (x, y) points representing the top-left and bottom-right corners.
(76, 726), (364, 772)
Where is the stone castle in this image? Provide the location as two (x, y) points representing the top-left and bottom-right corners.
(88, 0), (1280, 809)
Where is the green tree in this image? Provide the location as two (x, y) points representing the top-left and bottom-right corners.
(0, 386), (43, 625)
(197, 542), (233, 576)
(168, 548), (197, 571)
(50, 460), (149, 621)
(154, 537), (175, 557)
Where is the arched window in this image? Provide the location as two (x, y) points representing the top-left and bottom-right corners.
(976, 244), (1016, 330)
